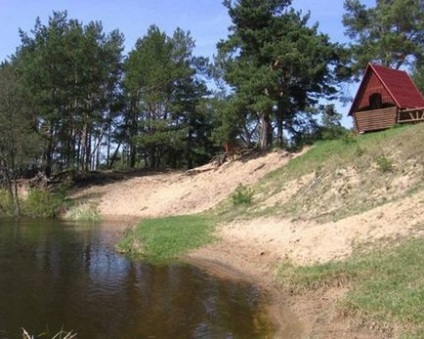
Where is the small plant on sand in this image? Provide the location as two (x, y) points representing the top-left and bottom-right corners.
(376, 154), (393, 173)
(231, 184), (254, 206)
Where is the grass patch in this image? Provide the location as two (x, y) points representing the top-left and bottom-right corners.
(63, 202), (100, 222)
(277, 238), (424, 337)
(116, 214), (216, 262)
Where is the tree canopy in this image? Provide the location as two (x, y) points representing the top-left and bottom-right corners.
(217, 0), (345, 149)
(343, 0), (424, 73)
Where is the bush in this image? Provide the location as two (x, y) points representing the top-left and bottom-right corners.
(231, 184), (254, 206)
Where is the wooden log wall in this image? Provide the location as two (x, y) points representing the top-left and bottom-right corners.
(354, 106), (398, 132)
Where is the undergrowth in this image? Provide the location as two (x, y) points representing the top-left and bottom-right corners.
(0, 187), (68, 218)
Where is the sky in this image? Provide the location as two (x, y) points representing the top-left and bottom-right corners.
(0, 0), (375, 126)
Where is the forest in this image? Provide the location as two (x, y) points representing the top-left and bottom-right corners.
(1, 0), (424, 214)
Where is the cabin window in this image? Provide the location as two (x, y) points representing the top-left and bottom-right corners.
(369, 93), (383, 109)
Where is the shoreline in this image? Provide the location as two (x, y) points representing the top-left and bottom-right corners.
(101, 215), (304, 337)
(103, 214), (383, 338)
(183, 247), (304, 338)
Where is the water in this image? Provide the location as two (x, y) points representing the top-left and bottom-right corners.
(0, 218), (272, 338)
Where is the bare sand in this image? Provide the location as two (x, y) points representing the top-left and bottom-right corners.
(73, 150), (421, 338)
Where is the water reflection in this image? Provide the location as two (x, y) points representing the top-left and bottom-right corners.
(0, 218), (271, 338)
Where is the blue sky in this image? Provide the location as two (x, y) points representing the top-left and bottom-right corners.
(0, 0), (375, 126)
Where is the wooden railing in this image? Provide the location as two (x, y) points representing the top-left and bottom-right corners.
(398, 107), (424, 123)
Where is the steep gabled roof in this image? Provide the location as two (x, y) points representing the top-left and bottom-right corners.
(348, 63), (424, 116)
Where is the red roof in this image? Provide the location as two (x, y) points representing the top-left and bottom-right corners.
(348, 63), (424, 116)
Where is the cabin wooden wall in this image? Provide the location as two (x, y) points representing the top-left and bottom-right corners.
(354, 106), (398, 132)
(354, 72), (396, 112)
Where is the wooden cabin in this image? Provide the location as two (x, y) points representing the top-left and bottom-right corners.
(349, 63), (424, 133)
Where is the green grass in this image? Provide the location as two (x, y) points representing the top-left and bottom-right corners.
(63, 202), (101, 222)
(116, 214), (216, 262)
(278, 238), (424, 337)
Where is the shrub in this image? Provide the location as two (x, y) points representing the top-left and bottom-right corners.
(376, 155), (393, 173)
(231, 184), (254, 206)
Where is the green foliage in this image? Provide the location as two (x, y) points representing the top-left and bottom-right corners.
(278, 238), (424, 336)
(343, 0), (424, 72)
(15, 11), (124, 173)
(0, 188), (13, 215)
(231, 184), (254, 206)
(413, 64), (424, 93)
(376, 154), (393, 173)
(117, 214), (216, 262)
(123, 25), (212, 169)
(319, 105), (350, 141)
(21, 189), (64, 218)
(219, 0), (347, 149)
(0, 62), (43, 215)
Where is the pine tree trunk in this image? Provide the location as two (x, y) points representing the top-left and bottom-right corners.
(276, 103), (284, 148)
(259, 109), (272, 150)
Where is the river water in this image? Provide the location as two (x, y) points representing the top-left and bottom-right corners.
(0, 218), (273, 338)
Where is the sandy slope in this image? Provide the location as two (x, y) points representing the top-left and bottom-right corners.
(74, 150), (296, 218)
